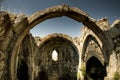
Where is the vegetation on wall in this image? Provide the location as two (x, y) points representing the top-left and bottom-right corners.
(81, 65), (86, 76)
(114, 71), (120, 80)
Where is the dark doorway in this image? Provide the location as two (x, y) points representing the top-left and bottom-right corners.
(34, 66), (48, 80)
(17, 59), (29, 80)
(85, 56), (106, 80)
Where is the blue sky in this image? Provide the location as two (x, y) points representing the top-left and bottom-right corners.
(1, 0), (120, 37)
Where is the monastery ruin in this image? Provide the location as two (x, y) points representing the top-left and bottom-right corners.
(0, 4), (120, 80)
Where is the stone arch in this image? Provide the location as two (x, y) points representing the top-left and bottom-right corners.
(80, 26), (110, 65)
(81, 34), (105, 65)
(36, 33), (79, 61)
(38, 33), (76, 47)
(34, 33), (79, 80)
(8, 4), (113, 80)
(36, 33), (79, 63)
(80, 28), (107, 79)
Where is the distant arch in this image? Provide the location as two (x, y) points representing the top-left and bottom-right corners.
(38, 33), (75, 48)
(36, 33), (79, 61)
(35, 33), (79, 80)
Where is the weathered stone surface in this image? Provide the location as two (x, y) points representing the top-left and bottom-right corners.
(34, 33), (79, 80)
(0, 4), (120, 80)
(96, 17), (110, 30)
(107, 19), (120, 39)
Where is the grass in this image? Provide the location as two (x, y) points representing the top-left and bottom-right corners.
(114, 71), (120, 80)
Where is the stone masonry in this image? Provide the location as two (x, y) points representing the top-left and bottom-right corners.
(0, 4), (120, 80)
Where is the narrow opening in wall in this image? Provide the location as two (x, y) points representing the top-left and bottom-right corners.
(52, 50), (58, 61)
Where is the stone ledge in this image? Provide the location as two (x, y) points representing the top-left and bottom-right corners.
(104, 77), (114, 80)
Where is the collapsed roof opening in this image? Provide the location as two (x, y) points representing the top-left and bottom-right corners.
(30, 16), (83, 38)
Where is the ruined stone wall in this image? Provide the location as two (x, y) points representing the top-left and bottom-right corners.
(79, 24), (107, 80)
(0, 11), (30, 80)
(80, 18), (120, 80)
(0, 5), (120, 80)
(15, 33), (81, 80)
(33, 33), (80, 80)
(17, 33), (38, 80)
(0, 12), (16, 80)
(105, 20), (120, 79)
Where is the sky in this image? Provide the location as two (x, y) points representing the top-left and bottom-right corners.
(1, 0), (120, 37)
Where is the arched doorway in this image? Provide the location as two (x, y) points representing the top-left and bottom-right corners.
(85, 56), (106, 80)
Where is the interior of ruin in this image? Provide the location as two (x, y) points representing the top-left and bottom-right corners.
(0, 4), (120, 80)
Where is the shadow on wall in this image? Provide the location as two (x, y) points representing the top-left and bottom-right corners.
(85, 56), (106, 80)
(17, 59), (29, 80)
(35, 67), (48, 80)
(34, 67), (77, 80)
